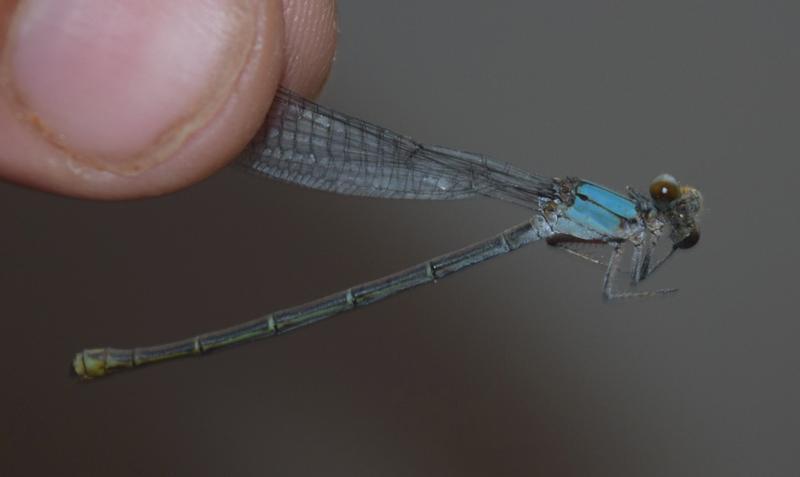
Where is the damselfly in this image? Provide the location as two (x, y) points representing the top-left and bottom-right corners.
(72, 88), (703, 379)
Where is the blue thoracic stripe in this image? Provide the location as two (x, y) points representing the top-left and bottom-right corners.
(564, 195), (624, 237)
(558, 182), (639, 238)
(577, 182), (638, 219)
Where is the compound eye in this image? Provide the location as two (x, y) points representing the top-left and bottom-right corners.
(649, 173), (682, 203)
(675, 228), (700, 249)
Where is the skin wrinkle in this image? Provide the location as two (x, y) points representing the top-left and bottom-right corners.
(0, 1), (15, 53)
(4, 1), (259, 175)
(281, 0), (336, 97)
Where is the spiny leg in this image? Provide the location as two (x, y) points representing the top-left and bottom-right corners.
(553, 242), (608, 266)
(640, 247), (677, 279)
(602, 243), (678, 301)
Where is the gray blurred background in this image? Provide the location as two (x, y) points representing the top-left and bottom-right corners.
(2, 1), (798, 475)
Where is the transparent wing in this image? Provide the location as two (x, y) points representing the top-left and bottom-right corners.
(237, 88), (555, 209)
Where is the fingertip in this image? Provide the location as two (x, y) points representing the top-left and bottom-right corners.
(280, 0), (337, 98)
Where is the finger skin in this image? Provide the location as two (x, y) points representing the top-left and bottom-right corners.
(281, 0), (337, 98)
(0, 0), (337, 199)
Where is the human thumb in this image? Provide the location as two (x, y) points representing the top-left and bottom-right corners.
(0, 0), (334, 199)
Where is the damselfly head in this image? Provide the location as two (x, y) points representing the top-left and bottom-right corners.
(648, 174), (703, 250)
